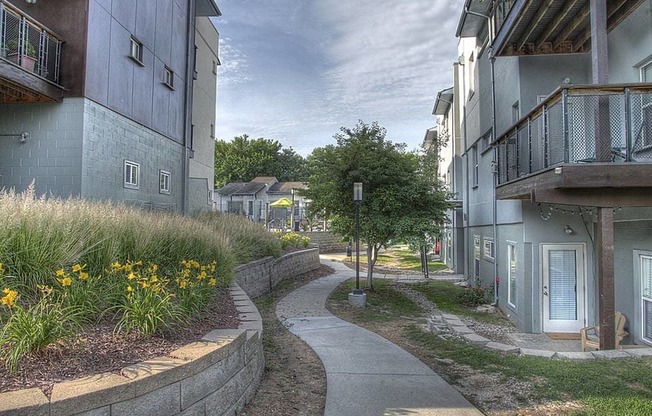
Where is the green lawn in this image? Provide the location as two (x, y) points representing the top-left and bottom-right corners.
(350, 245), (448, 273)
(328, 278), (652, 415)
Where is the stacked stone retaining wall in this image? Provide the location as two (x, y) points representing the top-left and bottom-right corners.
(234, 247), (320, 298)
(298, 232), (347, 253)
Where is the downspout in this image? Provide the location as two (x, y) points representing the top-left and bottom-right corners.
(465, 5), (499, 304)
(182, 0), (197, 215)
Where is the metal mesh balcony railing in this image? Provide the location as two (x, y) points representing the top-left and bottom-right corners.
(496, 84), (652, 185)
(0, 1), (61, 84)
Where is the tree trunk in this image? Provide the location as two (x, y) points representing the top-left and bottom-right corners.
(365, 244), (379, 289)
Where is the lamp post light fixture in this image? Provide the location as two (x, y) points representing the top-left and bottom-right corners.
(348, 183), (366, 307)
(353, 182), (363, 293)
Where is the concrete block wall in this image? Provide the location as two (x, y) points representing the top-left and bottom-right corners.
(81, 99), (184, 211)
(234, 247), (321, 299)
(0, 100), (84, 197)
(0, 285), (263, 416)
(299, 232), (347, 254)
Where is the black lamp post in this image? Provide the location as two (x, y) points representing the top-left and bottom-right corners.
(353, 182), (363, 294)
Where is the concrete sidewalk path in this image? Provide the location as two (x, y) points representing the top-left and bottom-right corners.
(276, 259), (483, 416)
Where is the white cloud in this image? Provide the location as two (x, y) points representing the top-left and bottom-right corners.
(215, 0), (461, 154)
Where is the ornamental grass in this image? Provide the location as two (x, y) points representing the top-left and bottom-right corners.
(0, 186), (285, 371)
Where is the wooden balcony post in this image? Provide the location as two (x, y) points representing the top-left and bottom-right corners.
(596, 207), (615, 350)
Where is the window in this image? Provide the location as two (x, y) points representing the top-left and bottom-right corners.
(248, 200), (254, 217)
(468, 52), (475, 98)
(159, 170), (170, 194)
(507, 243), (517, 308)
(472, 145), (479, 187)
(640, 59), (652, 82)
(483, 238), (494, 261)
(164, 66), (174, 89)
(446, 231), (452, 261)
(210, 123), (215, 138)
(474, 236), (481, 277)
(512, 101), (520, 124)
(124, 160), (139, 189)
(130, 37), (144, 65)
(641, 254), (652, 343)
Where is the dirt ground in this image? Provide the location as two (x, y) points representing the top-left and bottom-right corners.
(239, 265), (334, 416)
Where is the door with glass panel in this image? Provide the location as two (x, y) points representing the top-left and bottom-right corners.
(542, 244), (586, 333)
(641, 255), (652, 344)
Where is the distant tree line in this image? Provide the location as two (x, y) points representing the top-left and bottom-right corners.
(213, 135), (308, 188)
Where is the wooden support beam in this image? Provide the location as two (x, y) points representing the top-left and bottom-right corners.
(553, 3), (589, 52)
(535, 0), (578, 51)
(596, 207), (615, 350)
(517, 0), (555, 52)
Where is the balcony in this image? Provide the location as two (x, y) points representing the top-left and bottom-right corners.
(491, 0), (644, 57)
(495, 84), (652, 207)
(0, 1), (63, 102)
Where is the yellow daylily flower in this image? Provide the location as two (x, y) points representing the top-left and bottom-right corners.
(71, 264), (83, 273)
(55, 269), (66, 277)
(1, 288), (18, 307)
(58, 277), (72, 287)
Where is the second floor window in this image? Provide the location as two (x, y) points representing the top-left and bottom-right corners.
(640, 59), (652, 82)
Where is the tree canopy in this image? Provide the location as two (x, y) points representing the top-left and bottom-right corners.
(303, 121), (450, 288)
(214, 135), (308, 187)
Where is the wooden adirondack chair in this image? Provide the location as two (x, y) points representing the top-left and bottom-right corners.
(580, 311), (628, 351)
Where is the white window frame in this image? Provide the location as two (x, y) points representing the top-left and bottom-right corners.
(124, 160), (139, 189)
(483, 237), (495, 261)
(640, 253), (652, 344)
(639, 58), (652, 82)
(129, 37), (144, 66)
(473, 236), (481, 277)
(159, 170), (171, 194)
(163, 66), (174, 89)
(507, 242), (517, 308)
(472, 144), (479, 187)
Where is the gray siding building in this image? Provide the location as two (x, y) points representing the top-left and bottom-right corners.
(437, 0), (652, 348)
(0, 0), (220, 214)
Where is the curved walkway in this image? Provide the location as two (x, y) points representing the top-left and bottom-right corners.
(276, 259), (482, 416)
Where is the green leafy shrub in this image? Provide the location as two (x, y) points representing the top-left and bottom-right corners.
(457, 278), (493, 307)
(0, 287), (82, 372)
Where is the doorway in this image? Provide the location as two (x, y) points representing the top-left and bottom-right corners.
(542, 244), (586, 333)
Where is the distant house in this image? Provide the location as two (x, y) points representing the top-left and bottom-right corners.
(433, 0), (652, 348)
(214, 177), (308, 230)
(0, 0), (221, 214)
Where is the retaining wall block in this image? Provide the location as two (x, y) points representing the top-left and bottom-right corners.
(0, 388), (49, 416)
(111, 382), (181, 416)
(50, 373), (135, 415)
(180, 345), (245, 409)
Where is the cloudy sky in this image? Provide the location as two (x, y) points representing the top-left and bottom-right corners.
(214, 0), (461, 156)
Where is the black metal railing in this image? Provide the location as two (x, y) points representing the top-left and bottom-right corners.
(496, 84), (652, 185)
(0, 1), (62, 84)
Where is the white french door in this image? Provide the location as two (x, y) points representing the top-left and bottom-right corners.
(542, 244), (586, 333)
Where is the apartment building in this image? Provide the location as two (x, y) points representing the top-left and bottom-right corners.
(441, 0), (652, 348)
(0, 0), (220, 214)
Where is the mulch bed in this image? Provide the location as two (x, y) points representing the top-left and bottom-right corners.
(0, 287), (240, 397)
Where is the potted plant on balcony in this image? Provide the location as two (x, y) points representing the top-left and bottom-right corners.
(5, 39), (37, 72)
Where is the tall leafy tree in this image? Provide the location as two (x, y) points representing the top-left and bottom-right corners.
(304, 121), (450, 288)
(213, 135), (307, 187)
